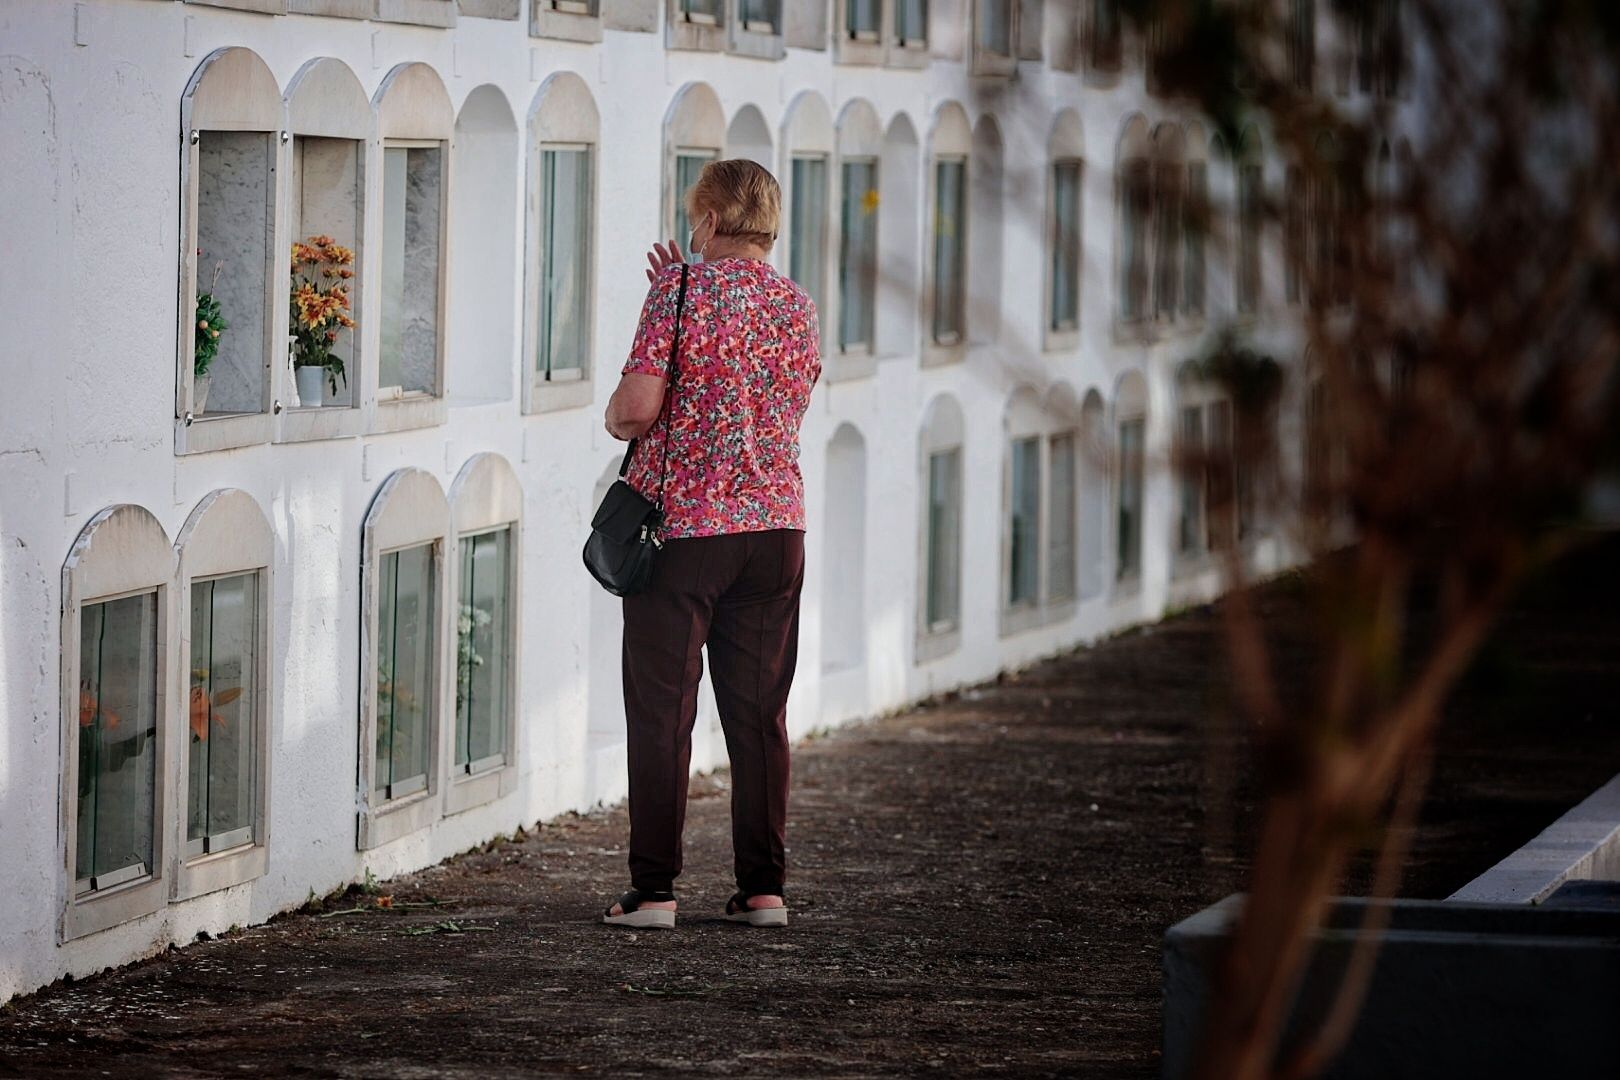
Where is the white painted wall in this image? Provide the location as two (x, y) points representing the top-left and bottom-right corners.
(0, 0), (1311, 1002)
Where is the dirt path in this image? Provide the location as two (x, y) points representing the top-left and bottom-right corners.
(2, 544), (1617, 1079)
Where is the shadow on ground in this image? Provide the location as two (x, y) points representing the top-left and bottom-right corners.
(1, 539), (1617, 1079)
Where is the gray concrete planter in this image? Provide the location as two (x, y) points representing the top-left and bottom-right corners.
(1161, 894), (1620, 1079)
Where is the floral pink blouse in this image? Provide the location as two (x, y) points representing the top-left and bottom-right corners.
(622, 258), (821, 540)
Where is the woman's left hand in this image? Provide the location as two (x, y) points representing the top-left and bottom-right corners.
(645, 240), (685, 284)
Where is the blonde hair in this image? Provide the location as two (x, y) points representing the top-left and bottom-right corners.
(684, 158), (781, 246)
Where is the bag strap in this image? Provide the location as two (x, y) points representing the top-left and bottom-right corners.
(617, 264), (691, 492)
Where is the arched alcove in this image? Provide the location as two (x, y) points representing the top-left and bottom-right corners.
(1078, 388), (1108, 599)
(877, 112), (920, 358)
(663, 82), (726, 242)
(1115, 113), (1152, 322)
(725, 104), (773, 169)
(968, 115), (1004, 345)
(174, 489), (275, 901)
(924, 103), (972, 359)
(782, 91), (836, 320)
(1112, 370), (1150, 583)
(822, 424), (868, 674)
(450, 85), (519, 405)
(446, 453), (523, 813)
(1044, 382), (1081, 606)
(1002, 387), (1045, 616)
(1046, 109), (1085, 346)
(917, 393), (966, 659)
(833, 100), (882, 371)
(524, 73), (601, 413)
(1183, 121), (1210, 318)
(59, 504), (176, 940)
(1151, 122), (1187, 320)
(358, 467), (451, 849)
(282, 58), (370, 427)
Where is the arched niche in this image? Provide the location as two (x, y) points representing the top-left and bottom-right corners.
(822, 423), (869, 674)
(1115, 114), (1153, 322)
(1077, 388), (1109, 600)
(1001, 386), (1046, 622)
(281, 58), (371, 429)
(1049, 107), (1084, 161)
(664, 82), (726, 242)
(1151, 122), (1188, 321)
(782, 91), (836, 327)
(831, 100), (883, 372)
(525, 73), (601, 413)
(450, 85), (519, 407)
(924, 103), (972, 360)
(877, 112), (920, 358)
(969, 115), (1005, 345)
(1112, 369), (1150, 583)
(177, 47), (282, 453)
(373, 64), (453, 424)
(59, 505), (176, 940)
(358, 467), (451, 849)
(725, 104), (774, 169)
(174, 489), (274, 899)
(1046, 108), (1086, 346)
(917, 393), (966, 658)
(445, 453), (523, 812)
(1044, 381), (1082, 609)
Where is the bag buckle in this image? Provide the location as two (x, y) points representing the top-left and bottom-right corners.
(640, 523), (663, 549)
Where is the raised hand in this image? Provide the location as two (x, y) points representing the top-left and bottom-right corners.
(645, 239), (685, 284)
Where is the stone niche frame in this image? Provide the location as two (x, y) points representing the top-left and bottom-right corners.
(829, 98), (882, 382)
(444, 454), (524, 816)
(371, 63), (454, 436)
(915, 392), (966, 664)
(358, 468), (452, 850)
(921, 102), (972, 368)
(1043, 108), (1085, 354)
(781, 91), (836, 366)
(523, 73), (600, 415)
(530, 0), (605, 43)
(662, 83), (727, 241)
(175, 47), (284, 457)
(172, 490), (275, 902)
(59, 506), (177, 942)
(280, 57), (373, 444)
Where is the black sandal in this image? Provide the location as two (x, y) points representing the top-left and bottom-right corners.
(724, 891), (788, 927)
(602, 888), (677, 929)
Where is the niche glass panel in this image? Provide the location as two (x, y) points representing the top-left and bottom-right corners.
(1154, 163), (1182, 318)
(1009, 436), (1041, 606)
(1238, 162), (1262, 313)
(681, 0), (722, 22)
(932, 159), (967, 343)
(790, 156), (829, 317)
(978, 0), (1012, 55)
(925, 447), (962, 630)
(1120, 161), (1150, 319)
(896, 0), (928, 43)
(1179, 404), (1206, 554)
(376, 543), (436, 800)
(1117, 418), (1145, 579)
(195, 130), (274, 416)
(540, 147), (592, 380)
(674, 152), (715, 252)
(1048, 433), (1078, 601)
(380, 145), (443, 397)
(839, 159), (879, 350)
(1051, 161), (1082, 331)
(455, 528), (511, 773)
(187, 573), (257, 856)
(291, 136), (364, 408)
(76, 593), (159, 895)
(739, 0), (777, 31)
(848, 0), (879, 38)
(1184, 162), (1208, 315)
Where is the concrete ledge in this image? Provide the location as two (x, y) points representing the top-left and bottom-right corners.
(1449, 771), (1620, 904)
(1162, 894), (1620, 1080)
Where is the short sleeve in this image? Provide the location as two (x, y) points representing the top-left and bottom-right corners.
(623, 264), (687, 378)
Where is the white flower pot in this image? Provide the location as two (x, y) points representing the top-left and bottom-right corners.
(295, 365), (326, 408)
(194, 372), (211, 414)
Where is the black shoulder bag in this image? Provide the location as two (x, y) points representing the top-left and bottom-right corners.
(582, 263), (690, 597)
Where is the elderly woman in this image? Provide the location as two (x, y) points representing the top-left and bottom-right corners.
(600, 159), (821, 930)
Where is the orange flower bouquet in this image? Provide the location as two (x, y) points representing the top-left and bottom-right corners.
(289, 235), (355, 405)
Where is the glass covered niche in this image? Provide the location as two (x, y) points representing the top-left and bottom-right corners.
(195, 130), (274, 417)
(1048, 433), (1078, 601)
(380, 145), (444, 397)
(290, 136), (364, 408)
(1008, 436), (1041, 606)
(1117, 418), (1145, 579)
(925, 447), (963, 629)
(539, 147), (592, 380)
(76, 593), (159, 895)
(455, 527), (511, 774)
(187, 573), (257, 855)
(674, 151), (715, 252)
(839, 159), (879, 350)
(790, 156), (829, 315)
(375, 542), (436, 800)
(1051, 160), (1082, 331)
(932, 159), (967, 343)
(847, 0), (879, 38)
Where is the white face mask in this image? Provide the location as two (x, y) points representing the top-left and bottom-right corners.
(688, 229), (703, 264)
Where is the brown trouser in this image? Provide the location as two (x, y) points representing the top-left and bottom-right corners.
(621, 528), (805, 897)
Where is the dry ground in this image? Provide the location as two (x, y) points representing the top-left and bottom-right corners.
(1, 539), (1617, 1079)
